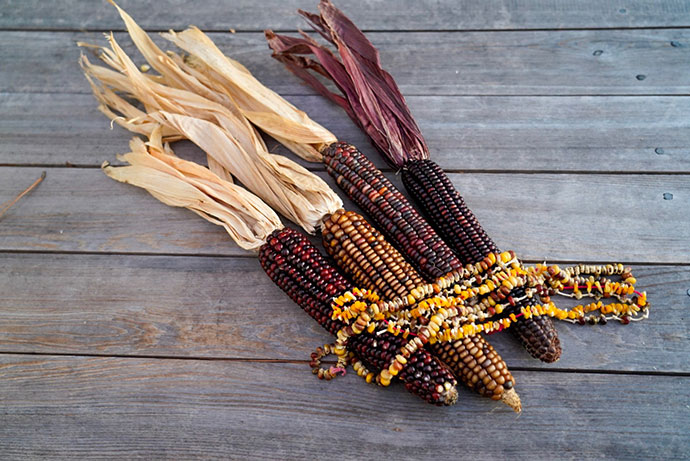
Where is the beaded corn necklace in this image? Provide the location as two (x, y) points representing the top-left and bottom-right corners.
(310, 251), (648, 385)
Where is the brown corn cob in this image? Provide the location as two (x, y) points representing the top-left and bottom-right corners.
(401, 159), (562, 363)
(259, 227), (458, 405)
(322, 209), (521, 410)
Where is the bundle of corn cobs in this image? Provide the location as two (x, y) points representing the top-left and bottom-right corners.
(79, 1), (649, 412)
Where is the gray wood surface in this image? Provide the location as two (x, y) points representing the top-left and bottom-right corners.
(3, 0), (689, 31)
(4, 92), (690, 172)
(2, 167), (688, 263)
(1, 253), (687, 372)
(1, 0), (688, 459)
(0, 355), (688, 460)
(3, 29), (690, 96)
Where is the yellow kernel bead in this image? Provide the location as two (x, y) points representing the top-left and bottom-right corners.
(379, 370), (392, 387)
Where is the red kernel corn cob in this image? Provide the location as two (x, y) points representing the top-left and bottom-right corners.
(259, 227), (458, 405)
(402, 159), (562, 363)
(322, 210), (520, 410)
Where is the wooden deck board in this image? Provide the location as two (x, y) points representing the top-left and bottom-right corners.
(4, 93), (690, 172)
(2, 167), (688, 263)
(1, 253), (687, 372)
(2, 0), (689, 31)
(1, 0), (688, 458)
(0, 355), (687, 460)
(3, 29), (690, 96)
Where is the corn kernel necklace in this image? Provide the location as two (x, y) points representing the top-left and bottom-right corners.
(311, 250), (648, 386)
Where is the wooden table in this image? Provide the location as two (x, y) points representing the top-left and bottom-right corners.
(1, 1), (689, 459)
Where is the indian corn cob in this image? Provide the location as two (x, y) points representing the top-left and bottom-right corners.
(322, 209), (521, 410)
(264, 0), (562, 362)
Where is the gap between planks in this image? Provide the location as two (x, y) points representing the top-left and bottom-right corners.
(3, 164), (690, 176)
(0, 350), (686, 378)
(3, 26), (690, 34)
(1, 248), (688, 267)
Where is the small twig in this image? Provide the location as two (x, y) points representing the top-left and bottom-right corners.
(0, 171), (46, 220)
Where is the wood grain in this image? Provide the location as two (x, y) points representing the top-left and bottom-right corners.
(3, 29), (690, 96)
(2, 0), (689, 31)
(3, 92), (690, 173)
(1, 167), (688, 263)
(0, 253), (687, 372)
(0, 355), (687, 460)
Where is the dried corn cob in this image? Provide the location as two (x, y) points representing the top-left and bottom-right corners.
(260, 227), (458, 405)
(322, 209), (520, 410)
(402, 159), (562, 362)
(264, 1), (562, 362)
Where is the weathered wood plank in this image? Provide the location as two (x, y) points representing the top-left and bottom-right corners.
(2, 0), (688, 31)
(3, 92), (690, 172)
(1, 167), (688, 263)
(0, 253), (686, 372)
(3, 29), (690, 95)
(0, 355), (687, 460)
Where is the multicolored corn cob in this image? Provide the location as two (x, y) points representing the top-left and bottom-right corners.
(322, 209), (520, 410)
(259, 227), (459, 405)
(402, 159), (562, 362)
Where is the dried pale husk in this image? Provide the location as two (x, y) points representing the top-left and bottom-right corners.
(162, 26), (337, 162)
(103, 127), (283, 251)
(79, 8), (342, 233)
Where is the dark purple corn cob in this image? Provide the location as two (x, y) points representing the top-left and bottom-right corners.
(509, 288), (562, 363)
(402, 159), (562, 363)
(258, 227), (459, 405)
(322, 142), (463, 280)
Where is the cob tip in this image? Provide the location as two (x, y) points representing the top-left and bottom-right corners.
(500, 388), (522, 413)
(443, 386), (459, 406)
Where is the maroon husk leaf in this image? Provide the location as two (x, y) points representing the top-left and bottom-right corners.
(265, 0), (428, 169)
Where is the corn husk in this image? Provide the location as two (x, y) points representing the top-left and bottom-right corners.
(79, 8), (342, 233)
(266, 0), (429, 169)
(162, 26), (337, 162)
(104, 127), (282, 251)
